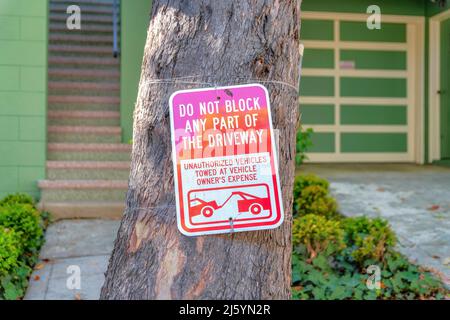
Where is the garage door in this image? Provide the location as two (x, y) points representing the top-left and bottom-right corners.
(300, 12), (424, 162)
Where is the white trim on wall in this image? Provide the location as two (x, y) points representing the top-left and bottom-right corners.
(306, 125), (408, 133)
(334, 20), (341, 157)
(429, 9), (450, 162)
(302, 69), (409, 78)
(302, 40), (409, 51)
(302, 11), (426, 24)
(300, 97), (408, 105)
(414, 19), (426, 164)
(307, 153), (412, 163)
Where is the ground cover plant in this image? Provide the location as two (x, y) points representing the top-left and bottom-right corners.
(0, 194), (49, 300)
(292, 174), (449, 300)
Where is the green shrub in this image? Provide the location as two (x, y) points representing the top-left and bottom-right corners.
(0, 194), (47, 300)
(291, 173), (448, 300)
(0, 225), (31, 300)
(343, 217), (396, 266)
(0, 264), (31, 300)
(295, 185), (338, 218)
(0, 193), (35, 207)
(293, 174), (330, 199)
(295, 127), (314, 166)
(293, 174), (336, 217)
(293, 214), (345, 260)
(0, 228), (22, 276)
(40, 211), (53, 229)
(0, 204), (44, 256)
(0, 227), (22, 276)
(292, 220), (446, 300)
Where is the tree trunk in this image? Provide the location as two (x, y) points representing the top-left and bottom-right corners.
(101, 0), (301, 300)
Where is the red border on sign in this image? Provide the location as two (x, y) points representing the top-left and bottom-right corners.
(170, 84), (284, 236)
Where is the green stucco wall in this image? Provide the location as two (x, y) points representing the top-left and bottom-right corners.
(120, 0), (152, 143)
(0, 0), (48, 199)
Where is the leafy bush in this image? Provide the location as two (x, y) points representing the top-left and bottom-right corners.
(0, 204), (44, 255)
(291, 173), (449, 300)
(0, 194), (47, 300)
(0, 193), (35, 207)
(0, 228), (22, 275)
(343, 217), (396, 266)
(295, 126), (313, 166)
(293, 214), (345, 260)
(295, 185), (338, 218)
(293, 175), (337, 218)
(293, 174), (329, 199)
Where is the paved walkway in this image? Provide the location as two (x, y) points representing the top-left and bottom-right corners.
(25, 219), (120, 300)
(301, 164), (450, 287)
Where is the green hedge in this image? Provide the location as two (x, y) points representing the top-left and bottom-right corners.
(0, 194), (48, 300)
(292, 174), (449, 300)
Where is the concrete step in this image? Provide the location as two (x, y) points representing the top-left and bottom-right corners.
(48, 125), (121, 134)
(48, 117), (119, 127)
(48, 125), (121, 143)
(49, 68), (120, 79)
(49, 56), (119, 66)
(51, 0), (114, 5)
(48, 95), (120, 111)
(49, 81), (119, 91)
(49, 23), (113, 34)
(48, 143), (131, 161)
(38, 180), (128, 202)
(47, 160), (130, 169)
(49, 44), (113, 55)
(48, 95), (120, 105)
(50, 4), (113, 15)
(48, 110), (120, 126)
(50, 34), (115, 44)
(47, 161), (130, 180)
(45, 0), (125, 218)
(48, 110), (120, 118)
(48, 104), (119, 112)
(38, 201), (124, 220)
(50, 13), (113, 24)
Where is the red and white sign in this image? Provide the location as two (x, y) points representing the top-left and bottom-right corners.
(169, 84), (284, 236)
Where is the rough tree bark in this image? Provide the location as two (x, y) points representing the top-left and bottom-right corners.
(101, 0), (301, 300)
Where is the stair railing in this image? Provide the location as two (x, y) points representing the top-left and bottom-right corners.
(113, 0), (120, 57)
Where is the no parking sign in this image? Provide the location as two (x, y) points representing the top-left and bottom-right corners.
(169, 84), (284, 236)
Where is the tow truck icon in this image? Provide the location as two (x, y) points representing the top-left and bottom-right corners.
(189, 190), (271, 218)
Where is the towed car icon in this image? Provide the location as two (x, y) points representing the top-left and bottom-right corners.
(189, 191), (271, 218)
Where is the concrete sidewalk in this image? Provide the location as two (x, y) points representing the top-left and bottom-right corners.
(301, 164), (450, 287)
(25, 219), (120, 300)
